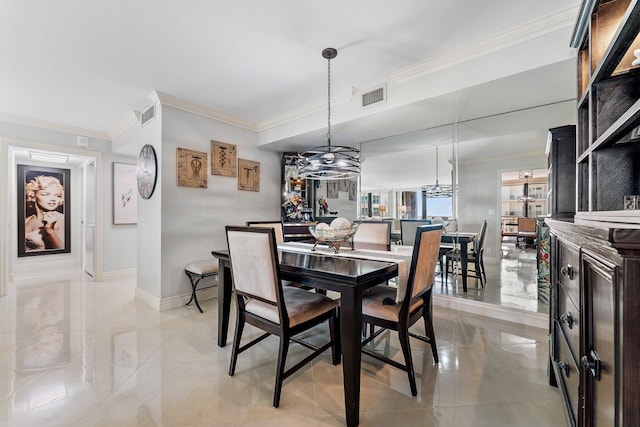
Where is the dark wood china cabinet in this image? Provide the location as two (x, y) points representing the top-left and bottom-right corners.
(547, 1), (640, 426)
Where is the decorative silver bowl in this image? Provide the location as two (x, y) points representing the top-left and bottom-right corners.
(308, 223), (359, 253)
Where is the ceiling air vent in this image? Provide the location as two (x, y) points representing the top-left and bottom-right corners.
(140, 104), (156, 127)
(361, 86), (385, 107)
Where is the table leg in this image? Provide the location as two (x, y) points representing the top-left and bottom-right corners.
(217, 260), (232, 347)
(340, 286), (363, 427)
(461, 241), (468, 292)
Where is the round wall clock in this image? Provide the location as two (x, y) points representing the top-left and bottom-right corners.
(137, 144), (157, 199)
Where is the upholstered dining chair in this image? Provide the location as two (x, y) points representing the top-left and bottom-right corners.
(516, 217), (537, 249)
(360, 224), (442, 396)
(225, 226), (340, 408)
(446, 219), (488, 287)
(247, 220), (285, 244)
(399, 219), (432, 246)
(353, 220), (391, 250)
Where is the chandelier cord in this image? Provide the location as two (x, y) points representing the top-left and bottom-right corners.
(435, 146), (439, 186)
(327, 54), (331, 147)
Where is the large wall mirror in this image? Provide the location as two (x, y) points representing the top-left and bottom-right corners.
(358, 100), (576, 316)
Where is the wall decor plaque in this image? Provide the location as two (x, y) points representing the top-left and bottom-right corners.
(211, 140), (237, 177)
(237, 158), (260, 192)
(177, 147), (207, 188)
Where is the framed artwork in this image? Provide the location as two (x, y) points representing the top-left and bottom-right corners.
(17, 165), (71, 257)
(327, 180), (339, 199)
(177, 147), (208, 188)
(349, 180), (358, 201)
(211, 140), (237, 177)
(339, 179), (349, 192)
(237, 158), (260, 192)
(112, 162), (138, 225)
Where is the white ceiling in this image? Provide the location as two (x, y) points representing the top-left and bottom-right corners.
(0, 0), (581, 156)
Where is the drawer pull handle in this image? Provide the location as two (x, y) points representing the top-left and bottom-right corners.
(560, 265), (574, 280)
(581, 350), (601, 381)
(560, 313), (574, 329)
(558, 360), (571, 378)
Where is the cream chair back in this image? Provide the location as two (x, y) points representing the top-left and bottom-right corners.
(226, 227), (279, 303)
(247, 221), (285, 244)
(353, 221), (390, 247)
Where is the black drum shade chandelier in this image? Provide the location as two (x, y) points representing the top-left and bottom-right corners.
(422, 145), (453, 198)
(297, 48), (361, 180)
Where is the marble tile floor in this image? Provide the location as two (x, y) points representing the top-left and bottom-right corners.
(432, 246), (548, 315)
(0, 271), (566, 426)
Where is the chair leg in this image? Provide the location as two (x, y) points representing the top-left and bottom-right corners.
(480, 256), (487, 283)
(398, 326), (417, 396)
(422, 303), (438, 364)
(229, 311), (245, 376)
(475, 258), (484, 288)
(273, 334), (290, 408)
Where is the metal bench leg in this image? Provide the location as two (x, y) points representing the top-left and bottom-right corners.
(185, 270), (204, 313)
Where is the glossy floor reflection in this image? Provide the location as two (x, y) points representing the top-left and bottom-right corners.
(432, 246), (548, 314)
(0, 271), (565, 426)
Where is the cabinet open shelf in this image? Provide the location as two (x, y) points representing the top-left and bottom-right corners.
(573, 0), (640, 216)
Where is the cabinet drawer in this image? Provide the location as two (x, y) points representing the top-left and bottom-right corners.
(557, 283), (580, 362)
(553, 328), (580, 427)
(557, 239), (580, 308)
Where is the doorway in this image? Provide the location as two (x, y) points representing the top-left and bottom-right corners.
(83, 160), (96, 277)
(3, 144), (101, 282)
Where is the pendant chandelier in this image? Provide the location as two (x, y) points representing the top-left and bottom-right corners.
(517, 170), (536, 203)
(422, 145), (453, 198)
(297, 48), (360, 180)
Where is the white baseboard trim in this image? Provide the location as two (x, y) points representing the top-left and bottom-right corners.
(135, 285), (218, 312)
(135, 286), (161, 311)
(433, 294), (547, 329)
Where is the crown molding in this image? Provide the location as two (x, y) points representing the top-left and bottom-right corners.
(107, 111), (141, 141)
(391, 5), (579, 83)
(256, 88), (354, 132)
(0, 112), (110, 141)
(153, 91), (256, 131)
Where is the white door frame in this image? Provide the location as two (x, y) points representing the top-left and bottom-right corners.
(0, 138), (103, 286)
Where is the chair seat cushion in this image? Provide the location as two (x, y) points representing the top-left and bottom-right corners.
(185, 260), (219, 275)
(518, 231), (537, 237)
(362, 286), (423, 322)
(246, 287), (338, 327)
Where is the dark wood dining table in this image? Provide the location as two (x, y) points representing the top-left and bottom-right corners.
(440, 232), (477, 292)
(211, 247), (398, 427)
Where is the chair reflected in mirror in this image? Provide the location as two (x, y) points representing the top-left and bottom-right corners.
(516, 217), (537, 249)
(446, 219), (488, 287)
(400, 219), (432, 246)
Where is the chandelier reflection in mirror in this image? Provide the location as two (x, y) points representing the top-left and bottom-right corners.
(297, 48), (361, 180)
(422, 145), (453, 198)
(517, 170), (536, 203)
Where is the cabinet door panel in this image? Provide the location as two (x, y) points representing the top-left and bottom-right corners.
(558, 282), (580, 363)
(553, 320), (579, 427)
(583, 254), (616, 427)
(558, 239), (580, 308)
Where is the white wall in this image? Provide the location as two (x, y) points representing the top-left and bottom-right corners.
(131, 104), (282, 306)
(457, 154), (547, 261)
